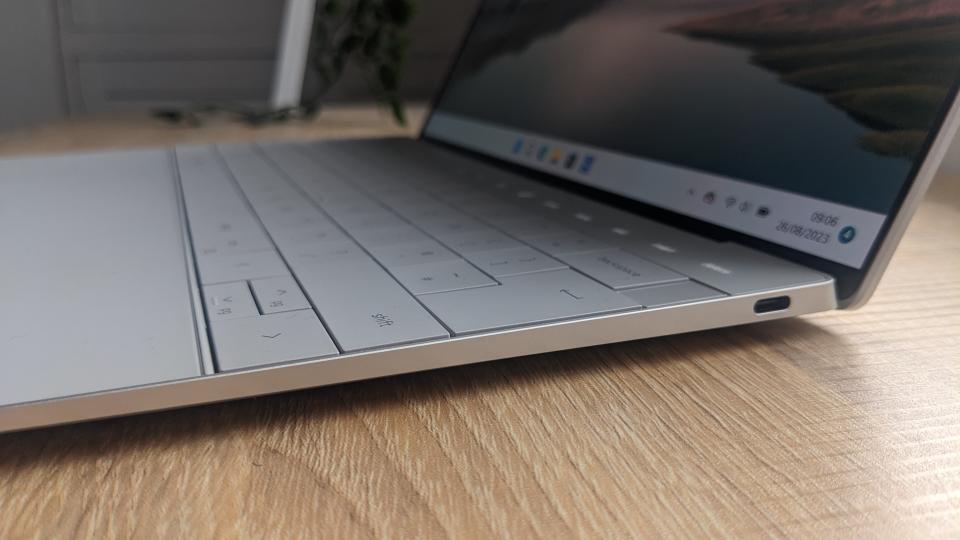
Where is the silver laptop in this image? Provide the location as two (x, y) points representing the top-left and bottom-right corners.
(3, 1), (959, 432)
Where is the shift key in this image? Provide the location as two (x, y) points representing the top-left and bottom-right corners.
(293, 257), (449, 351)
(559, 249), (686, 290)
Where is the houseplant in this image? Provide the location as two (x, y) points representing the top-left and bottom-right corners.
(154, 0), (417, 126)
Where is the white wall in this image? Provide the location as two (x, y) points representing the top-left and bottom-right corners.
(0, 0), (473, 132)
(0, 0), (66, 131)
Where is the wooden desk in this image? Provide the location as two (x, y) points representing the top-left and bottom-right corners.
(1, 107), (958, 538)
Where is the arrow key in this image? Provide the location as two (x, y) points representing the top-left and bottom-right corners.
(203, 281), (258, 321)
(210, 310), (339, 371)
(251, 276), (311, 314)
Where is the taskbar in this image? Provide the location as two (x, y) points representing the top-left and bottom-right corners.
(425, 112), (886, 269)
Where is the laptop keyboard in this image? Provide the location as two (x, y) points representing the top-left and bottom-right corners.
(176, 139), (822, 372)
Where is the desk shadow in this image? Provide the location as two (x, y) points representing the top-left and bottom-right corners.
(0, 317), (843, 471)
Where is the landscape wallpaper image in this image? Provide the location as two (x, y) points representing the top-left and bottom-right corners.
(436, 0), (960, 213)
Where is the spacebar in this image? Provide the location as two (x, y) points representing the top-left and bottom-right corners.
(291, 258), (449, 352)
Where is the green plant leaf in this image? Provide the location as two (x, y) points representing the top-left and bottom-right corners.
(158, 0), (418, 128)
(384, 0), (415, 25)
(324, 0), (342, 16)
(339, 34), (363, 54)
(363, 29), (382, 57)
(378, 64), (399, 91)
(389, 98), (406, 126)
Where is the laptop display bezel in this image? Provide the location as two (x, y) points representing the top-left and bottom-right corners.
(418, 3), (960, 305)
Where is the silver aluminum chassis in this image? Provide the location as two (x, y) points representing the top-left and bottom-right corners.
(0, 279), (835, 433)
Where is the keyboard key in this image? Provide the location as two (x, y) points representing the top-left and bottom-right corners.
(251, 276), (312, 314)
(434, 187), (491, 203)
(351, 225), (430, 247)
(525, 232), (610, 256)
(323, 200), (385, 219)
(622, 281), (725, 308)
(191, 233), (273, 258)
(255, 200), (317, 221)
(242, 190), (301, 206)
(334, 212), (407, 231)
(420, 270), (640, 334)
(624, 240), (829, 295)
(436, 229), (523, 253)
(276, 227), (350, 247)
(211, 310), (339, 371)
(464, 247), (567, 277)
(197, 250), (289, 285)
(559, 249), (686, 290)
(453, 194), (509, 209)
(377, 192), (436, 209)
(285, 241), (368, 266)
(306, 189), (369, 207)
(390, 259), (497, 295)
(177, 148), (275, 257)
(294, 258), (449, 351)
(399, 205), (462, 222)
(609, 225), (718, 263)
(368, 240), (458, 268)
(203, 281), (259, 321)
(456, 200), (529, 221)
(263, 213), (331, 230)
(415, 215), (487, 236)
(492, 217), (572, 239)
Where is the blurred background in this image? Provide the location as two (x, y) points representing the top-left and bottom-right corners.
(1, 0), (959, 172)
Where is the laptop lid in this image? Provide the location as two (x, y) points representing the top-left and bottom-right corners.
(421, 0), (960, 306)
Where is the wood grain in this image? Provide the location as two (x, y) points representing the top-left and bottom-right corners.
(0, 107), (958, 539)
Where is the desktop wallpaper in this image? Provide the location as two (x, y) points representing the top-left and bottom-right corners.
(434, 0), (960, 214)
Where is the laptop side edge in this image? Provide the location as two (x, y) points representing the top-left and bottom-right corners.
(840, 92), (960, 309)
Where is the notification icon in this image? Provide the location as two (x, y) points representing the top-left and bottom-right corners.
(838, 226), (857, 244)
(579, 155), (595, 174)
(550, 148), (563, 165)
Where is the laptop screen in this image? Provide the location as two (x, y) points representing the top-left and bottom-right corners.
(423, 0), (960, 269)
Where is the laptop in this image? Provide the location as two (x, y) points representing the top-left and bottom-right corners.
(2, 1), (959, 433)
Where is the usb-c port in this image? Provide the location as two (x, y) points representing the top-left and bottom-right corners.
(754, 296), (791, 314)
